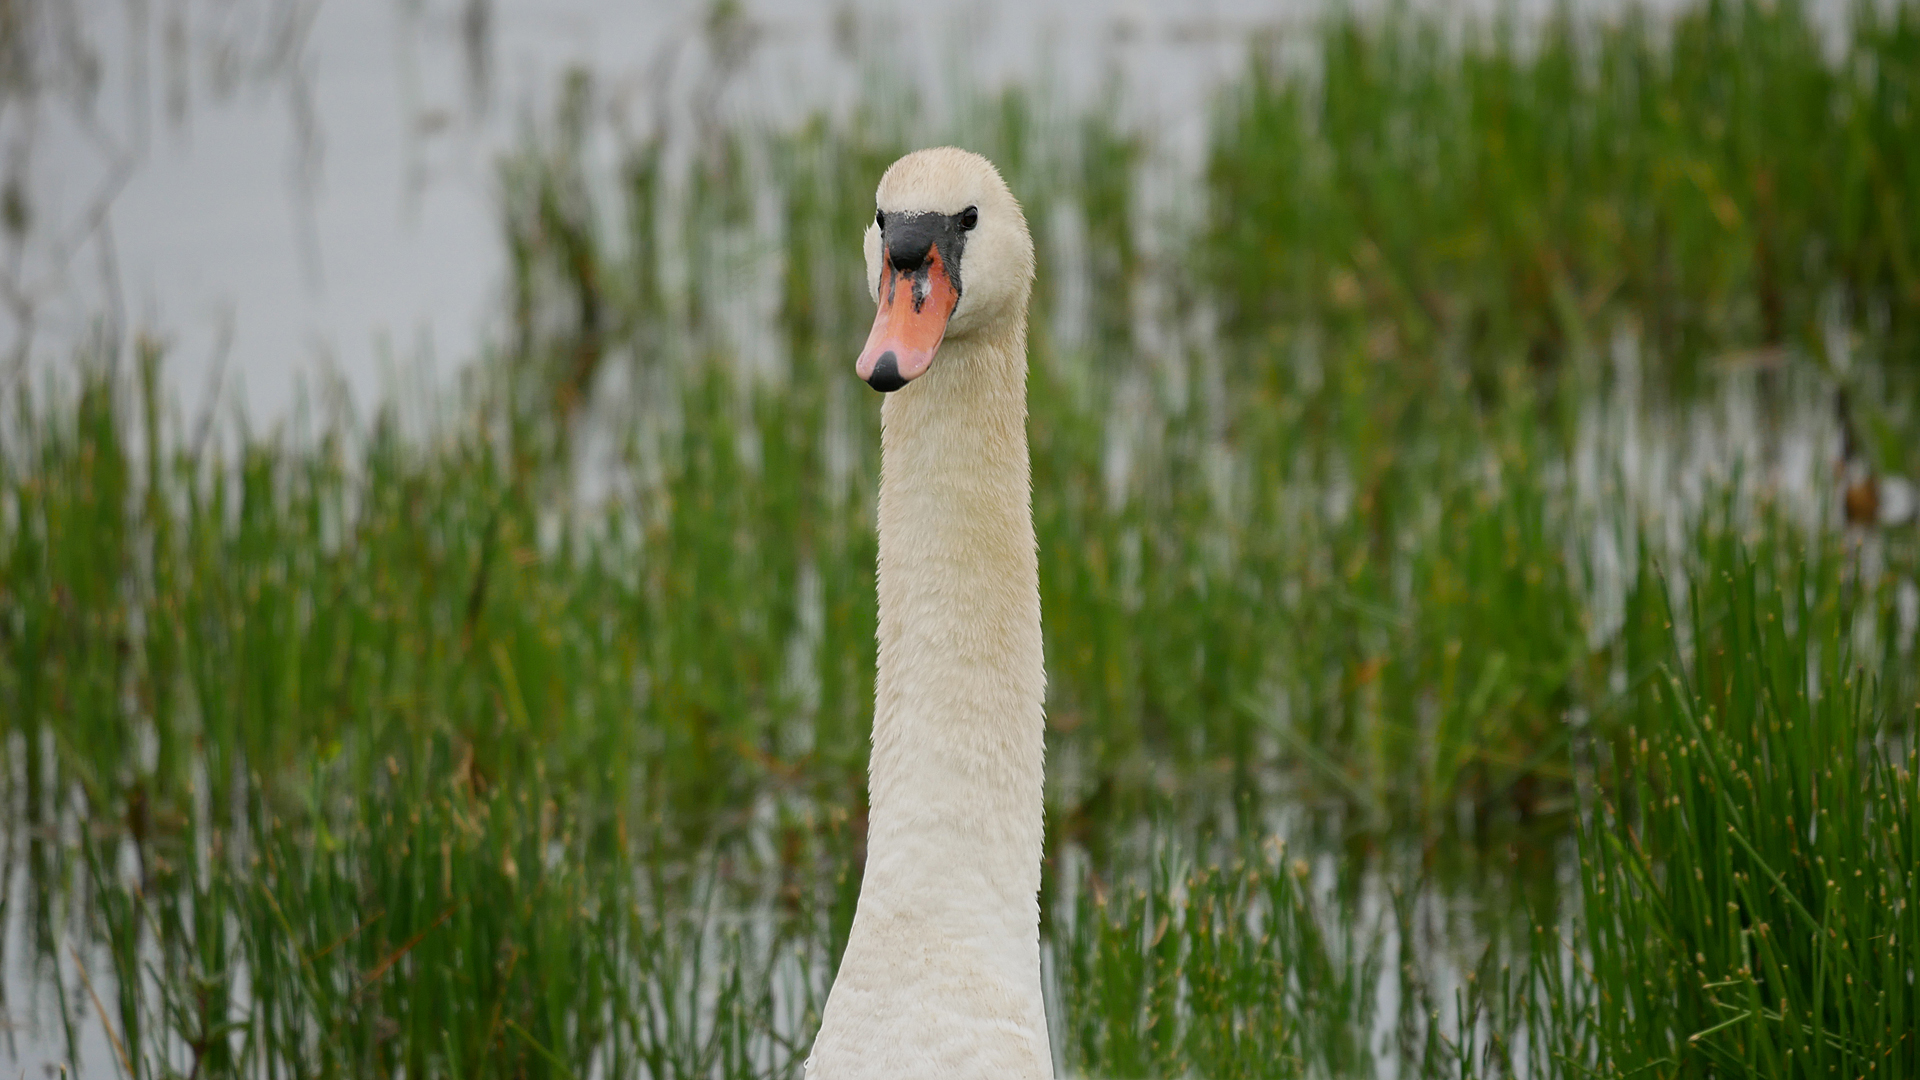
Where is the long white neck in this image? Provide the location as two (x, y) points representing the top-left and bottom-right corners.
(867, 322), (1045, 937)
(808, 318), (1052, 1080)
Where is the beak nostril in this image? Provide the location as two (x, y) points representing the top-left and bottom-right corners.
(888, 244), (929, 273)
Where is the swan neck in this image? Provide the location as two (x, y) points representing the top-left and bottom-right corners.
(809, 298), (1052, 1080)
(865, 325), (1044, 917)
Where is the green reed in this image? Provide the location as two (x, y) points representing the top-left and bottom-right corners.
(1565, 527), (1918, 1077)
(7, 328), (1910, 1080)
(1210, 0), (1920, 403)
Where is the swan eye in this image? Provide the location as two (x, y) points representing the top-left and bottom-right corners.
(959, 206), (979, 231)
(875, 209), (885, 230)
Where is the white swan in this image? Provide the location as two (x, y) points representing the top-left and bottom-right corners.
(806, 148), (1051, 1079)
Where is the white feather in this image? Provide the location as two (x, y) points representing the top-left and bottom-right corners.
(808, 148), (1050, 1080)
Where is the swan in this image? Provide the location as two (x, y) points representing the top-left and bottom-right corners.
(806, 148), (1051, 1079)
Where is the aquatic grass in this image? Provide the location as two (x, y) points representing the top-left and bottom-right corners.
(1057, 845), (1379, 1078)
(1210, 0), (1920, 395)
(54, 751), (822, 1079)
(1569, 529), (1918, 1078)
(10, 343), (1907, 1077)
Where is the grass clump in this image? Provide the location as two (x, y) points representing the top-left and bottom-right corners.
(1210, 0), (1920, 396)
(1570, 538), (1918, 1077)
(1057, 849), (1377, 1078)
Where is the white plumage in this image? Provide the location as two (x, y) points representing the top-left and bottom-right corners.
(806, 148), (1052, 1080)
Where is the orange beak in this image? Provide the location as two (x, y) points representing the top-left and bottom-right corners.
(856, 244), (960, 392)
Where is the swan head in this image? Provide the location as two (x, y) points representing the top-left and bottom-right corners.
(856, 147), (1034, 392)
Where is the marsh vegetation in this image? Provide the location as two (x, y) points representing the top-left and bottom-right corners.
(3, 1), (1919, 1076)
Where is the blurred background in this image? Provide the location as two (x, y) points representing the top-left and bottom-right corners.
(3, 1), (1917, 1077)
(9, 0), (1348, 419)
